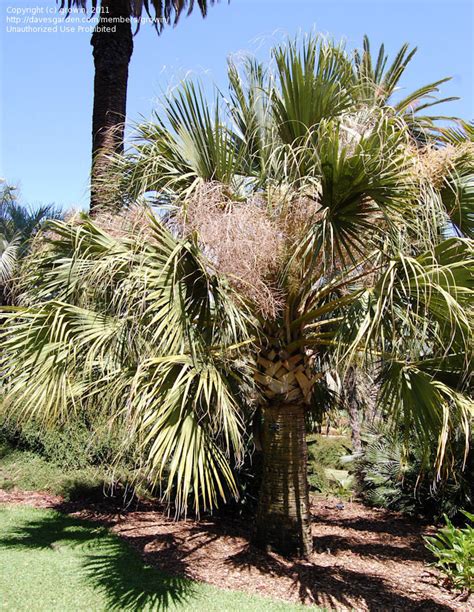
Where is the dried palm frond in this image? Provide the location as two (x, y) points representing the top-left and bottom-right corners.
(180, 183), (284, 318)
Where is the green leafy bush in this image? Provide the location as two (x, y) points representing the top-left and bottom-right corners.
(355, 425), (474, 521)
(0, 409), (142, 502)
(0, 413), (130, 470)
(424, 511), (474, 593)
(0, 441), (110, 500)
(307, 434), (352, 470)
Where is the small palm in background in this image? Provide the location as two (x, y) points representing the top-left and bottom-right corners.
(0, 182), (61, 303)
(355, 424), (474, 520)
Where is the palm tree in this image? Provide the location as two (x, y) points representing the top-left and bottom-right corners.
(2, 36), (472, 558)
(58, 1), (219, 212)
(0, 183), (61, 304)
(438, 122), (474, 238)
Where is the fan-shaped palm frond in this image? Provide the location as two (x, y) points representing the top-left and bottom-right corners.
(0, 184), (62, 296)
(271, 35), (354, 145)
(1, 214), (255, 514)
(0, 236), (19, 284)
(288, 113), (415, 264)
(353, 35), (417, 104)
(227, 56), (272, 179)
(105, 81), (243, 201)
(334, 237), (473, 470)
(343, 239), (473, 352)
(353, 35), (458, 142)
(379, 360), (472, 475)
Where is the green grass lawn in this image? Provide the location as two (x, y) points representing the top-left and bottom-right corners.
(0, 505), (311, 611)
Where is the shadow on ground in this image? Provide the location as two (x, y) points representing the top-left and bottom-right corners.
(183, 515), (450, 612)
(0, 496), (454, 611)
(223, 541), (447, 611)
(0, 510), (193, 611)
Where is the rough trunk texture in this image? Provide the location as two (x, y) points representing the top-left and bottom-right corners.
(345, 367), (362, 454)
(90, 0), (133, 213)
(254, 403), (312, 558)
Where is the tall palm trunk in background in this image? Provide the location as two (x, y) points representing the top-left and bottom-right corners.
(59, 1), (217, 210)
(255, 403), (312, 557)
(90, 0), (133, 213)
(345, 367), (362, 454)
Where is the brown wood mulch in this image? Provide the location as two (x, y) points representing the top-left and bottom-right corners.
(1, 488), (472, 611)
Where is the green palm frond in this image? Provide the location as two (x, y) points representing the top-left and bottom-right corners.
(286, 113), (415, 266)
(272, 35), (354, 145)
(334, 238), (473, 467)
(0, 236), (19, 284)
(109, 81), (243, 200)
(1, 215), (255, 514)
(0, 184), (61, 247)
(439, 121), (474, 145)
(164, 81), (242, 189)
(353, 35), (457, 143)
(125, 353), (244, 513)
(394, 79), (455, 116)
(379, 360), (473, 474)
(227, 56), (272, 180)
(340, 238), (473, 358)
(19, 218), (141, 305)
(353, 36), (418, 103)
(0, 183), (61, 294)
(1, 302), (128, 422)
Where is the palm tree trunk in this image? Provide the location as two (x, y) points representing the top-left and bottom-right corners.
(90, 0), (133, 213)
(254, 402), (312, 558)
(345, 366), (362, 454)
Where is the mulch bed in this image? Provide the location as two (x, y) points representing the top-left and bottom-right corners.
(1, 488), (472, 611)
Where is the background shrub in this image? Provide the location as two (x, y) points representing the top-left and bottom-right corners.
(307, 434), (354, 497)
(0, 407), (142, 501)
(0, 441), (110, 500)
(0, 414), (127, 470)
(355, 424), (474, 521)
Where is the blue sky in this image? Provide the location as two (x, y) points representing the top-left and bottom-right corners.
(1, 0), (473, 210)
